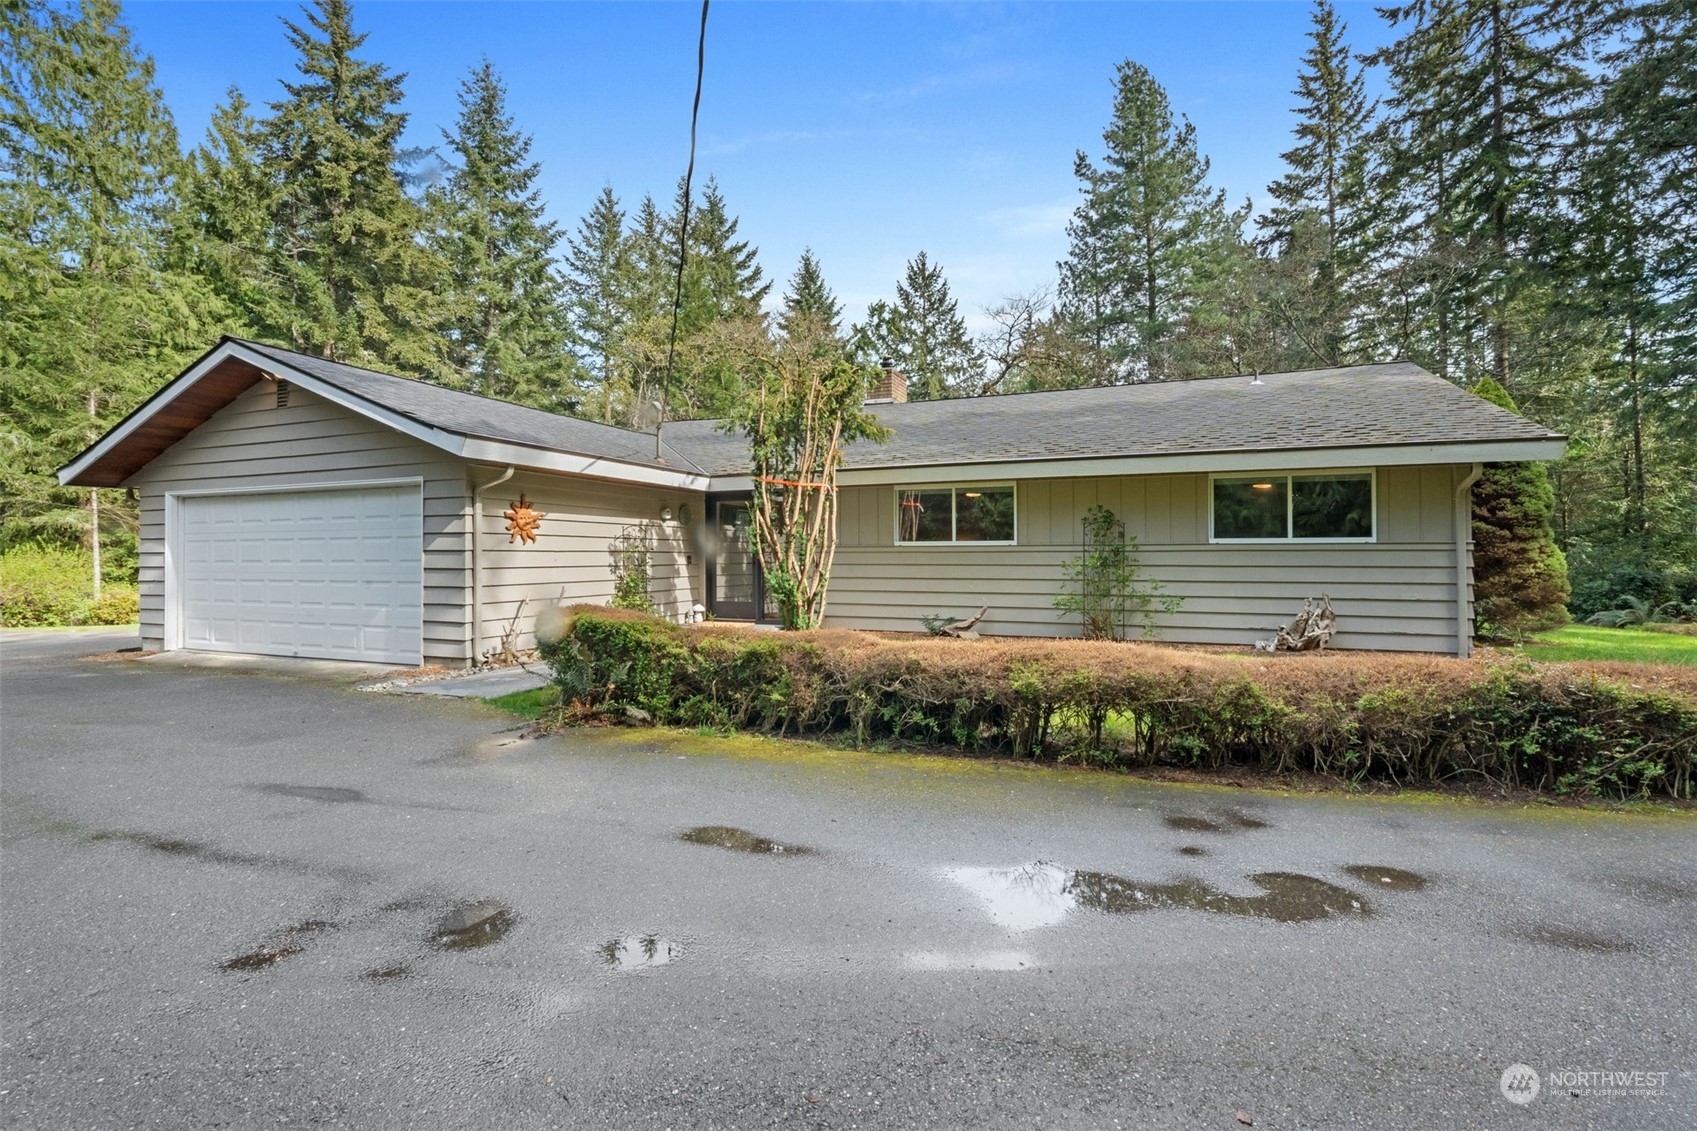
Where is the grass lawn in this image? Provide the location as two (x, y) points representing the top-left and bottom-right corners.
(1519, 624), (1697, 665)
(486, 685), (558, 719)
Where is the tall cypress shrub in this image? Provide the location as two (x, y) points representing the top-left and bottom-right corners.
(1470, 378), (1571, 636)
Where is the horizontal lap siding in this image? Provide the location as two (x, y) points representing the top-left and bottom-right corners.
(828, 467), (1471, 654)
(474, 471), (706, 656)
(127, 384), (469, 664)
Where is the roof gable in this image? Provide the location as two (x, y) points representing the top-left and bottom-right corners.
(59, 338), (708, 488)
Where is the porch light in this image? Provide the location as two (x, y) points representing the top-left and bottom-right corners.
(1252, 483), (1275, 490)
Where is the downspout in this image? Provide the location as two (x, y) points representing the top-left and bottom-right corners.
(471, 465), (515, 667)
(1454, 462), (1484, 659)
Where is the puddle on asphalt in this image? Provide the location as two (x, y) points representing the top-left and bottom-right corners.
(905, 950), (1035, 971)
(89, 829), (277, 870)
(91, 830), (200, 855)
(1511, 923), (1637, 954)
(1594, 875), (1694, 903)
(222, 944), (303, 971)
(1343, 865), (1429, 891)
(600, 935), (681, 971)
(946, 861), (1373, 930)
(1177, 846), (1208, 857)
(253, 784), (367, 804)
(431, 900), (517, 950)
(679, 825), (813, 856)
(363, 963), (412, 981)
(1163, 810), (1269, 835)
(220, 918), (338, 973)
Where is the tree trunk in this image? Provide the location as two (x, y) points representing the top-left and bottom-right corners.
(88, 390), (101, 600)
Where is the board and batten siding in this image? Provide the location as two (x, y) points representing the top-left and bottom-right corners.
(473, 470), (705, 655)
(828, 466), (1474, 653)
(124, 381), (471, 664)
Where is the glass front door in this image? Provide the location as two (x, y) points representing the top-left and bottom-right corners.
(709, 499), (762, 621)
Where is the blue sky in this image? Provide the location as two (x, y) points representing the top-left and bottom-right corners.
(124, 1), (1398, 333)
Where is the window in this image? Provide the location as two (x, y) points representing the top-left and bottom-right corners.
(897, 485), (1015, 544)
(1211, 472), (1373, 541)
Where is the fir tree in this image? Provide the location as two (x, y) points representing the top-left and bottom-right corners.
(852, 252), (980, 401)
(562, 185), (633, 422)
(0, 0), (217, 552)
(429, 59), (573, 407)
(170, 87), (276, 331)
(1058, 60), (1243, 381)
(1470, 378), (1571, 636)
(1256, 0), (1372, 366)
(260, 0), (446, 376)
(1362, 0), (1591, 388)
(779, 248), (843, 339)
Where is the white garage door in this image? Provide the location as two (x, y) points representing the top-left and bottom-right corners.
(179, 484), (423, 664)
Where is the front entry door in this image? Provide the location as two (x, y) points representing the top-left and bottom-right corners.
(708, 499), (776, 622)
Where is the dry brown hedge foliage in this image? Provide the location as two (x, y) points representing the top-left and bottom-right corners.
(538, 608), (1697, 800)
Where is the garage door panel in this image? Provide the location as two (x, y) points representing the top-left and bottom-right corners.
(179, 485), (422, 664)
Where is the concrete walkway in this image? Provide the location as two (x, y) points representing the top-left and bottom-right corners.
(386, 666), (550, 698)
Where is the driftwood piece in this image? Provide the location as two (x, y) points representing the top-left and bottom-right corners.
(941, 605), (990, 640)
(1256, 595), (1337, 653)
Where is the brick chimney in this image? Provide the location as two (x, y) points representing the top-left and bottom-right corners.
(867, 358), (908, 404)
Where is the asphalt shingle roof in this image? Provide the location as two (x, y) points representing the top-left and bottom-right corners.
(659, 361), (1562, 476)
(240, 339), (701, 473)
(245, 342), (1559, 479)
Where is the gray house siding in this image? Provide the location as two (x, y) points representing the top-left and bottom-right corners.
(828, 465), (1473, 653)
(125, 383), (470, 664)
(472, 469), (705, 656)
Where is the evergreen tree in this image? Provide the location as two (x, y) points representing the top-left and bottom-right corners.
(852, 252), (980, 400)
(429, 59), (573, 407)
(679, 175), (769, 323)
(1058, 60), (1244, 381)
(1361, 0), (1591, 388)
(779, 248), (843, 339)
(1256, 0), (1373, 366)
(626, 175), (771, 420)
(1543, 0), (1696, 595)
(562, 185), (633, 422)
(1469, 378), (1571, 636)
(259, 0), (446, 375)
(0, 0), (217, 554)
(170, 87), (276, 331)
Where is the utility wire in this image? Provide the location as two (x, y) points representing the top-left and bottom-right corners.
(659, 0), (710, 431)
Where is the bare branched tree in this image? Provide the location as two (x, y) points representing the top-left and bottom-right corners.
(713, 315), (889, 628)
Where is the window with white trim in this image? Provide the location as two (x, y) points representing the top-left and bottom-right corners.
(1211, 471), (1374, 541)
(896, 484), (1016, 544)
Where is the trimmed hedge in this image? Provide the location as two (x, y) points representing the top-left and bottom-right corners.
(539, 607), (1697, 800)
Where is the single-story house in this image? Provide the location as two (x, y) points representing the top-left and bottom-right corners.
(59, 337), (1565, 666)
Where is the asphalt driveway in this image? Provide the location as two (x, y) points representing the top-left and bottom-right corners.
(1, 629), (1691, 1129)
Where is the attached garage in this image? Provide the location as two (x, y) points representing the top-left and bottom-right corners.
(174, 483), (424, 664)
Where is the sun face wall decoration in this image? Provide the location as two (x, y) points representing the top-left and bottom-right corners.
(503, 494), (544, 544)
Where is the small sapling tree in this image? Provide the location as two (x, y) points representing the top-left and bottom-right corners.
(1054, 504), (1181, 640)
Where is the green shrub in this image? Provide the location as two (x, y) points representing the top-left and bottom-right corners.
(1, 545), (140, 627)
(540, 610), (1697, 800)
(84, 588), (140, 625)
